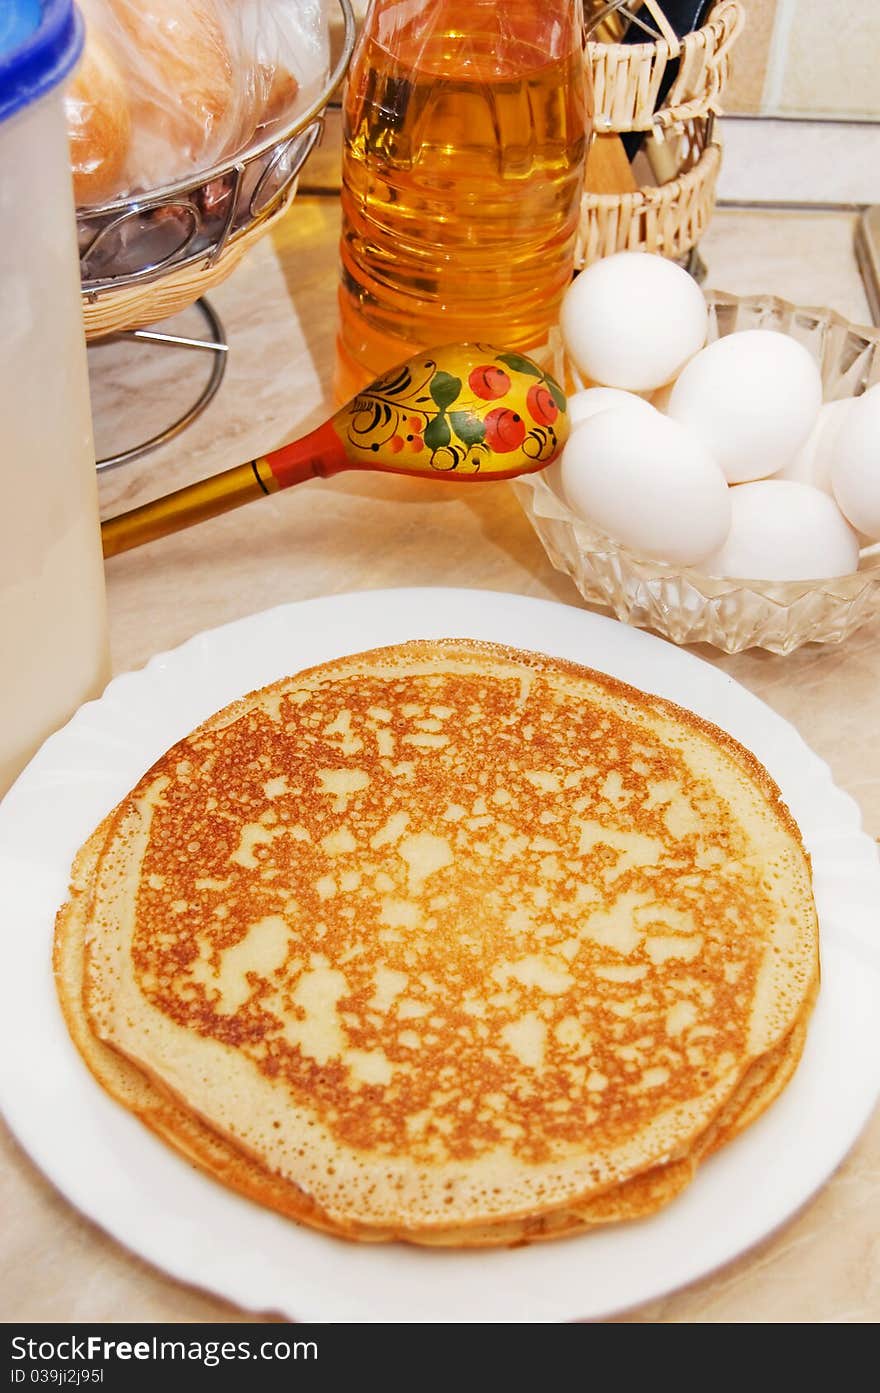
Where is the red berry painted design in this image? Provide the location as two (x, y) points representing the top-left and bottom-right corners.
(484, 407), (526, 453)
(388, 435), (405, 454)
(468, 365), (510, 401)
(527, 382), (558, 426)
(409, 435), (425, 452)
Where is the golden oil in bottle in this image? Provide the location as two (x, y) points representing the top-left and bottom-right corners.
(336, 0), (588, 398)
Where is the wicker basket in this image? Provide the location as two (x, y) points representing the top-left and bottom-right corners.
(578, 0), (742, 266)
(576, 116), (720, 265)
(82, 179), (299, 340)
(587, 0), (743, 134)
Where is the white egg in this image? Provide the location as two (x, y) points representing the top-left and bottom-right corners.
(559, 404), (731, 566)
(668, 330), (823, 483)
(560, 251), (708, 393)
(542, 388), (653, 497)
(830, 387), (880, 540)
(700, 480), (860, 581)
(568, 386), (655, 427)
(777, 398), (855, 493)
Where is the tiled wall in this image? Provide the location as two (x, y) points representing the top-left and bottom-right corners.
(726, 0), (880, 120)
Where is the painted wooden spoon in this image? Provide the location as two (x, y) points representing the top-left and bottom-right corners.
(101, 344), (569, 557)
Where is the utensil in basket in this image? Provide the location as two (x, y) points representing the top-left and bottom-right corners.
(579, 0), (742, 263)
(614, 2), (720, 160)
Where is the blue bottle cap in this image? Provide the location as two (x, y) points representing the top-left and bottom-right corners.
(0, 0), (84, 124)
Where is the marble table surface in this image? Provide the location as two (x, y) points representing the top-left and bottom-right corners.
(3, 195), (879, 1324)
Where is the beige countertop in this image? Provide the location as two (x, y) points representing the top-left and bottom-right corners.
(3, 195), (879, 1324)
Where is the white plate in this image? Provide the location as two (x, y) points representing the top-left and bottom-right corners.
(1, 589), (879, 1324)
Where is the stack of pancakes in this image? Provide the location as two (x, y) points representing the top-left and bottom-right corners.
(55, 640), (819, 1246)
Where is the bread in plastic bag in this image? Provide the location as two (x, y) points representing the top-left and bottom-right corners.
(66, 0), (331, 207)
(66, 2), (131, 205)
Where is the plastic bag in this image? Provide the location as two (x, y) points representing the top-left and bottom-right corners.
(66, 0), (331, 207)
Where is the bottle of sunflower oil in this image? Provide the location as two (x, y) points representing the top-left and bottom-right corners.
(336, 0), (589, 399)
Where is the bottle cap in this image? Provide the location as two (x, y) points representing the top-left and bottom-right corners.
(0, 0), (83, 124)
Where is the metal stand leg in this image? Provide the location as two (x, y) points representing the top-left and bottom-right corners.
(94, 297), (229, 473)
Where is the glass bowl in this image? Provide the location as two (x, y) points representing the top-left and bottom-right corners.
(513, 291), (880, 655)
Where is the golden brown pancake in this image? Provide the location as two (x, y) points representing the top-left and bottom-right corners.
(60, 824), (702, 1244)
(59, 640), (819, 1239)
(418, 1001), (818, 1247)
(55, 833), (814, 1247)
(56, 834), (816, 1247)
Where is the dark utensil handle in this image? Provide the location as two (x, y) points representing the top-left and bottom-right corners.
(620, 0), (717, 161)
